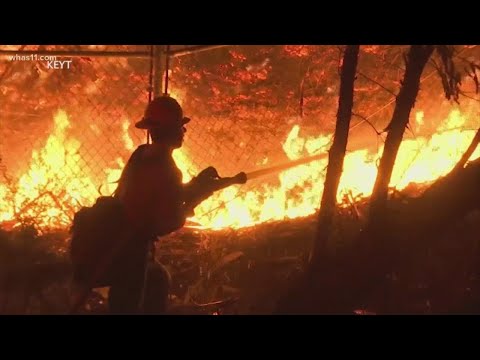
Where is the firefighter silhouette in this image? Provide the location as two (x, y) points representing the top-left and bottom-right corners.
(108, 96), (246, 313)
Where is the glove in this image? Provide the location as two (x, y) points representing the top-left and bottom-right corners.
(196, 166), (219, 182)
(184, 167), (218, 208)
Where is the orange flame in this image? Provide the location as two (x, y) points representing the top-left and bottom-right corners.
(0, 111), (129, 231)
(189, 109), (480, 229)
(0, 108), (479, 232)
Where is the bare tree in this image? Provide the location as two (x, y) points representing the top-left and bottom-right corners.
(367, 46), (435, 239)
(310, 45), (359, 267)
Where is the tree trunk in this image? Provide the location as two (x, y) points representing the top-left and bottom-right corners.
(310, 45), (359, 267)
(367, 45), (434, 236)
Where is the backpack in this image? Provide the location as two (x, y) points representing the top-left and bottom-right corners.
(69, 196), (130, 287)
(69, 145), (148, 287)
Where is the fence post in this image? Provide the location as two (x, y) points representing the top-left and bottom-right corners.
(153, 45), (164, 97)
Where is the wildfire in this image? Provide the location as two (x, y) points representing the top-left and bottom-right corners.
(0, 108), (479, 232)
(190, 108), (480, 229)
(0, 111), (130, 231)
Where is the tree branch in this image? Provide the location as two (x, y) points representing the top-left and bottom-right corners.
(357, 71), (397, 97)
(453, 128), (480, 172)
(352, 112), (382, 136)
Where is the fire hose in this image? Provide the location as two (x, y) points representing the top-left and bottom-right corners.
(181, 152), (328, 226)
(187, 152), (328, 203)
(206, 152), (328, 190)
(244, 152), (327, 180)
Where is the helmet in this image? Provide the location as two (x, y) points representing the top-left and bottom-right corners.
(135, 96), (190, 129)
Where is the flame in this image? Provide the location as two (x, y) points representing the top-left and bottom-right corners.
(189, 109), (480, 229)
(122, 119), (134, 151)
(1, 108), (479, 232)
(0, 110), (127, 231)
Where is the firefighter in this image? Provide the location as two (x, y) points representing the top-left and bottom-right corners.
(109, 96), (239, 314)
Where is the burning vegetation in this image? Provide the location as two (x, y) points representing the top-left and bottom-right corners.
(0, 45), (480, 314)
(1, 106), (479, 231)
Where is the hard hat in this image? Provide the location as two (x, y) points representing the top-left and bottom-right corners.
(135, 96), (190, 129)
